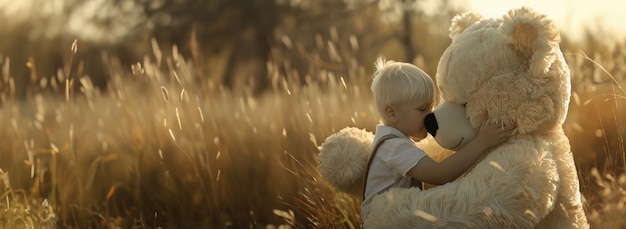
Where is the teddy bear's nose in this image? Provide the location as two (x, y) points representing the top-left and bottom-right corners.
(424, 113), (438, 136)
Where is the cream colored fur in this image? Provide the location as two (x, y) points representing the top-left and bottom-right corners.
(318, 7), (588, 228)
(366, 7), (588, 228)
(318, 127), (374, 196)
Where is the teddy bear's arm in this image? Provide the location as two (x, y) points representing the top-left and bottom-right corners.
(365, 139), (559, 228)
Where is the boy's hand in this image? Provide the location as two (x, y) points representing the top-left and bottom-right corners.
(474, 123), (516, 150)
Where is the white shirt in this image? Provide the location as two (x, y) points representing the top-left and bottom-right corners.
(361, 125), (427, 223)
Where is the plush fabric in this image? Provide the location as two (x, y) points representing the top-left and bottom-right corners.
(318, 7), (588, 228)
(318, 127), (374, 196)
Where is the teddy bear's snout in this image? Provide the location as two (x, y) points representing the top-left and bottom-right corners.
(424, 113), (438, 136)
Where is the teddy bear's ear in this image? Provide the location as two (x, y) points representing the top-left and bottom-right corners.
(449, 12), (483, 40)
(501, 7), (561, 75)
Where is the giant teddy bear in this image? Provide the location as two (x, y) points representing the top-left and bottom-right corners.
(318, 7), (589, 228)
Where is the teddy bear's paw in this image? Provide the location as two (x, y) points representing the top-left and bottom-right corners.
(318, 127), (374, 196)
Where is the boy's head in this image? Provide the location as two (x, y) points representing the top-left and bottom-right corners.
(371, 58), (436, 125)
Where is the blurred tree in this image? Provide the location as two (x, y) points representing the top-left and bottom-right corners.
(139, 0), (387, 94)
(0, 0), (150, 97)
(0, 0), (458, 96)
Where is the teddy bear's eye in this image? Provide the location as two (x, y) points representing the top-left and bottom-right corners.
(462, 103), (467, 107)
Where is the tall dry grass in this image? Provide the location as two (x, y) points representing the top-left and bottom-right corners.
(564, 46), (626, 228)
(0, 38), (378, 228)
(0, 37), (625, 228)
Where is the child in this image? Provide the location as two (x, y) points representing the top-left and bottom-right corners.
(361, 58), (514, 223)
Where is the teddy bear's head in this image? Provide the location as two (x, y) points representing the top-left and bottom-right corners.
(424, 101), (477, 150)
(434, 7), (570, 135)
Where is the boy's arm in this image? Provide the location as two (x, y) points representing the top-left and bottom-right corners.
(407, 123), (514, 185)
(407, 139), (487, 185)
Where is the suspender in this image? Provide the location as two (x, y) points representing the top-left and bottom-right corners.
(362, 134), (423, 200)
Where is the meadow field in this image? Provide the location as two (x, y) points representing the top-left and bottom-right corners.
(0, 37), (625, 229)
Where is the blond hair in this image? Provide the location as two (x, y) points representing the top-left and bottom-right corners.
(371, 58), (435, 120)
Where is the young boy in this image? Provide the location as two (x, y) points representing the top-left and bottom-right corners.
(361, 58), (514, 223)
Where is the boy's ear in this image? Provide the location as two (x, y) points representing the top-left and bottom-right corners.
(385, 105), (396, 119)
